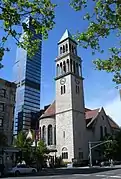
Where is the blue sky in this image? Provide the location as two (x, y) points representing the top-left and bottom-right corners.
(0, 1), (121, 125)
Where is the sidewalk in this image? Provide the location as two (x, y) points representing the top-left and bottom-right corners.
(78, 165), (121, 169)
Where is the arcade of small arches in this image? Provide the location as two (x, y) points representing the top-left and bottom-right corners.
(59, 43), (77, 55)
(56, 59), (82, 77)
(40, 125), (56, 146)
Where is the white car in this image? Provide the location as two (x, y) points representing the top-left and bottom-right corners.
(9, 164), (37, 176)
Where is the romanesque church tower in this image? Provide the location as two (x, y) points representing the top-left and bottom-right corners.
(55, 30), (87, 162)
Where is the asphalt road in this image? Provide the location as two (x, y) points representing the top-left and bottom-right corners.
(2, 168), (121, 179)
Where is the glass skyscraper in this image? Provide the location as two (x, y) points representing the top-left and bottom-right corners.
(13, 17), (42, 134)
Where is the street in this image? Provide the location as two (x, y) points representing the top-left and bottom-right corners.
(2, 168), (121, 179)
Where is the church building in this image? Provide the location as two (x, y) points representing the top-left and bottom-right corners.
(39, 30), (120, 163)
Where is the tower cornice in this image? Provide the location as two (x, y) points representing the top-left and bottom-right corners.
(55, 72), (84, 81)
(58, 37), (78, 45)
(55, 52), (81, 62)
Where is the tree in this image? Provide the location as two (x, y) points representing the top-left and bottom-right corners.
(34, 140), (49, 170)
(102, 135), (117, 160)
(14, 131), (49, 166)
(70, 0), (121, 84)
(103, 131), (121, 160)
(0, 132), (8, 146)
(13, 131), (33, 164)
(0, 0), (121, 84)
(0, 0), (56, 67)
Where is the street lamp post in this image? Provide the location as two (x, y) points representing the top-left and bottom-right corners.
(89, 140), (112, 167)
(89, 142), (92, 167)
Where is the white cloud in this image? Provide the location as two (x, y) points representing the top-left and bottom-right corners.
(104, 96), (121, 126)
(86, 90), (121, 126)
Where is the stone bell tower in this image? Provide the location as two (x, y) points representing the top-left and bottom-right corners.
(55, 30), (87, 162)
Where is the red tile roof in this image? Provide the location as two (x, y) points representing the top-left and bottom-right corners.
(85, 108), (100, 120)
(107, 116), (120, 130)
(40, 102), (119, 130)
(40, 101), (55, 118)
(85, 108), (92, 112)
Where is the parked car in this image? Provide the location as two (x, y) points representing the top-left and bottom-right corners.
(8, 164), (37, 176)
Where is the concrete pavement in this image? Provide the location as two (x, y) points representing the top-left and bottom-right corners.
(2, 168), (121, 179)
(2, 166), (121, 179)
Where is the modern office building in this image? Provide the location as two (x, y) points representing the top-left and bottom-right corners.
(13, 17), (42, 134)
(0, 78), (16, 145)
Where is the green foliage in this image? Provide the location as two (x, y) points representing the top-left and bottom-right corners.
(14, 132), (49, 165)
(103, 131), (121, 160)
(0, 0), (56, 67)
(102, 135), (117, 160)
(34, 140), (49, 166)
(37, 140), (49, 155)
(14, 131), (33, 148)
(0, 132), (8, 146)
(70, 0), (121, 84)
(13, 131), (33, 164)
(1, 0), (121, 84)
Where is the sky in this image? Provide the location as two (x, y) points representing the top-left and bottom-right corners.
(0, 1), (121, 125)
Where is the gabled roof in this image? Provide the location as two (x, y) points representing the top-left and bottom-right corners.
(85, 108), (100, 120)
(107, 116), (120, 130)
(85, 108), (100, 127)
(39, 101), (119, 130)
(58, 29), (77, 44)
(40, 101), (55, 118)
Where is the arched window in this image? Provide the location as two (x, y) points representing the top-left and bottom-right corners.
(73, 61), (76, 73)
(54, 126), (56, 145)
(69, 44), (71, 52)
(63, 61), (66, 73)
(56, 64), (59, 76)
(62, 147), (68, 159)
(70, 59), (72, 72)
(61, 85), (66, 95)
(63, 85), (66, 93)
(72, 46), (74, 53)
(104, 127), (107, 136)
(62, 147), (68, 151)
(60, 47), (63, 54)
(76, 63), (79, 75)
(63, 131), (65, 138)
(100, 126), (103, 140)
(42, 126), (46, 143)
(48, 125), (53, 145)
(66, 44), (68, 52)
(60, 62), (62, 75)
(74, 47), (77, 55)
(76, 85), (79, 94)
(79, 64), (81, 76)
(61, 86), (63, 95)
(63, 45), (65, 53)
(67, 59), (69, 72)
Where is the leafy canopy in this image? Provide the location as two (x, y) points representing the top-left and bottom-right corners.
(0, 0), (121, 84)
(14, 131), (33, 149)
(103, 131), (121, 160)
(0, 0), (56, 67)
(14, 131), (49, 164)
(70, 0), (121, 84)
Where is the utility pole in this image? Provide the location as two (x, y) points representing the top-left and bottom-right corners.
(89, 142), (92, 167)
(89, 140), (112, 167)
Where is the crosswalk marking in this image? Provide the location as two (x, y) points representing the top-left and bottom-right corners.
(95, 174), (121, 178)
(96, 174), (107, 177)
(73, 174), (91, 177)
(110, 176), (121, 178)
